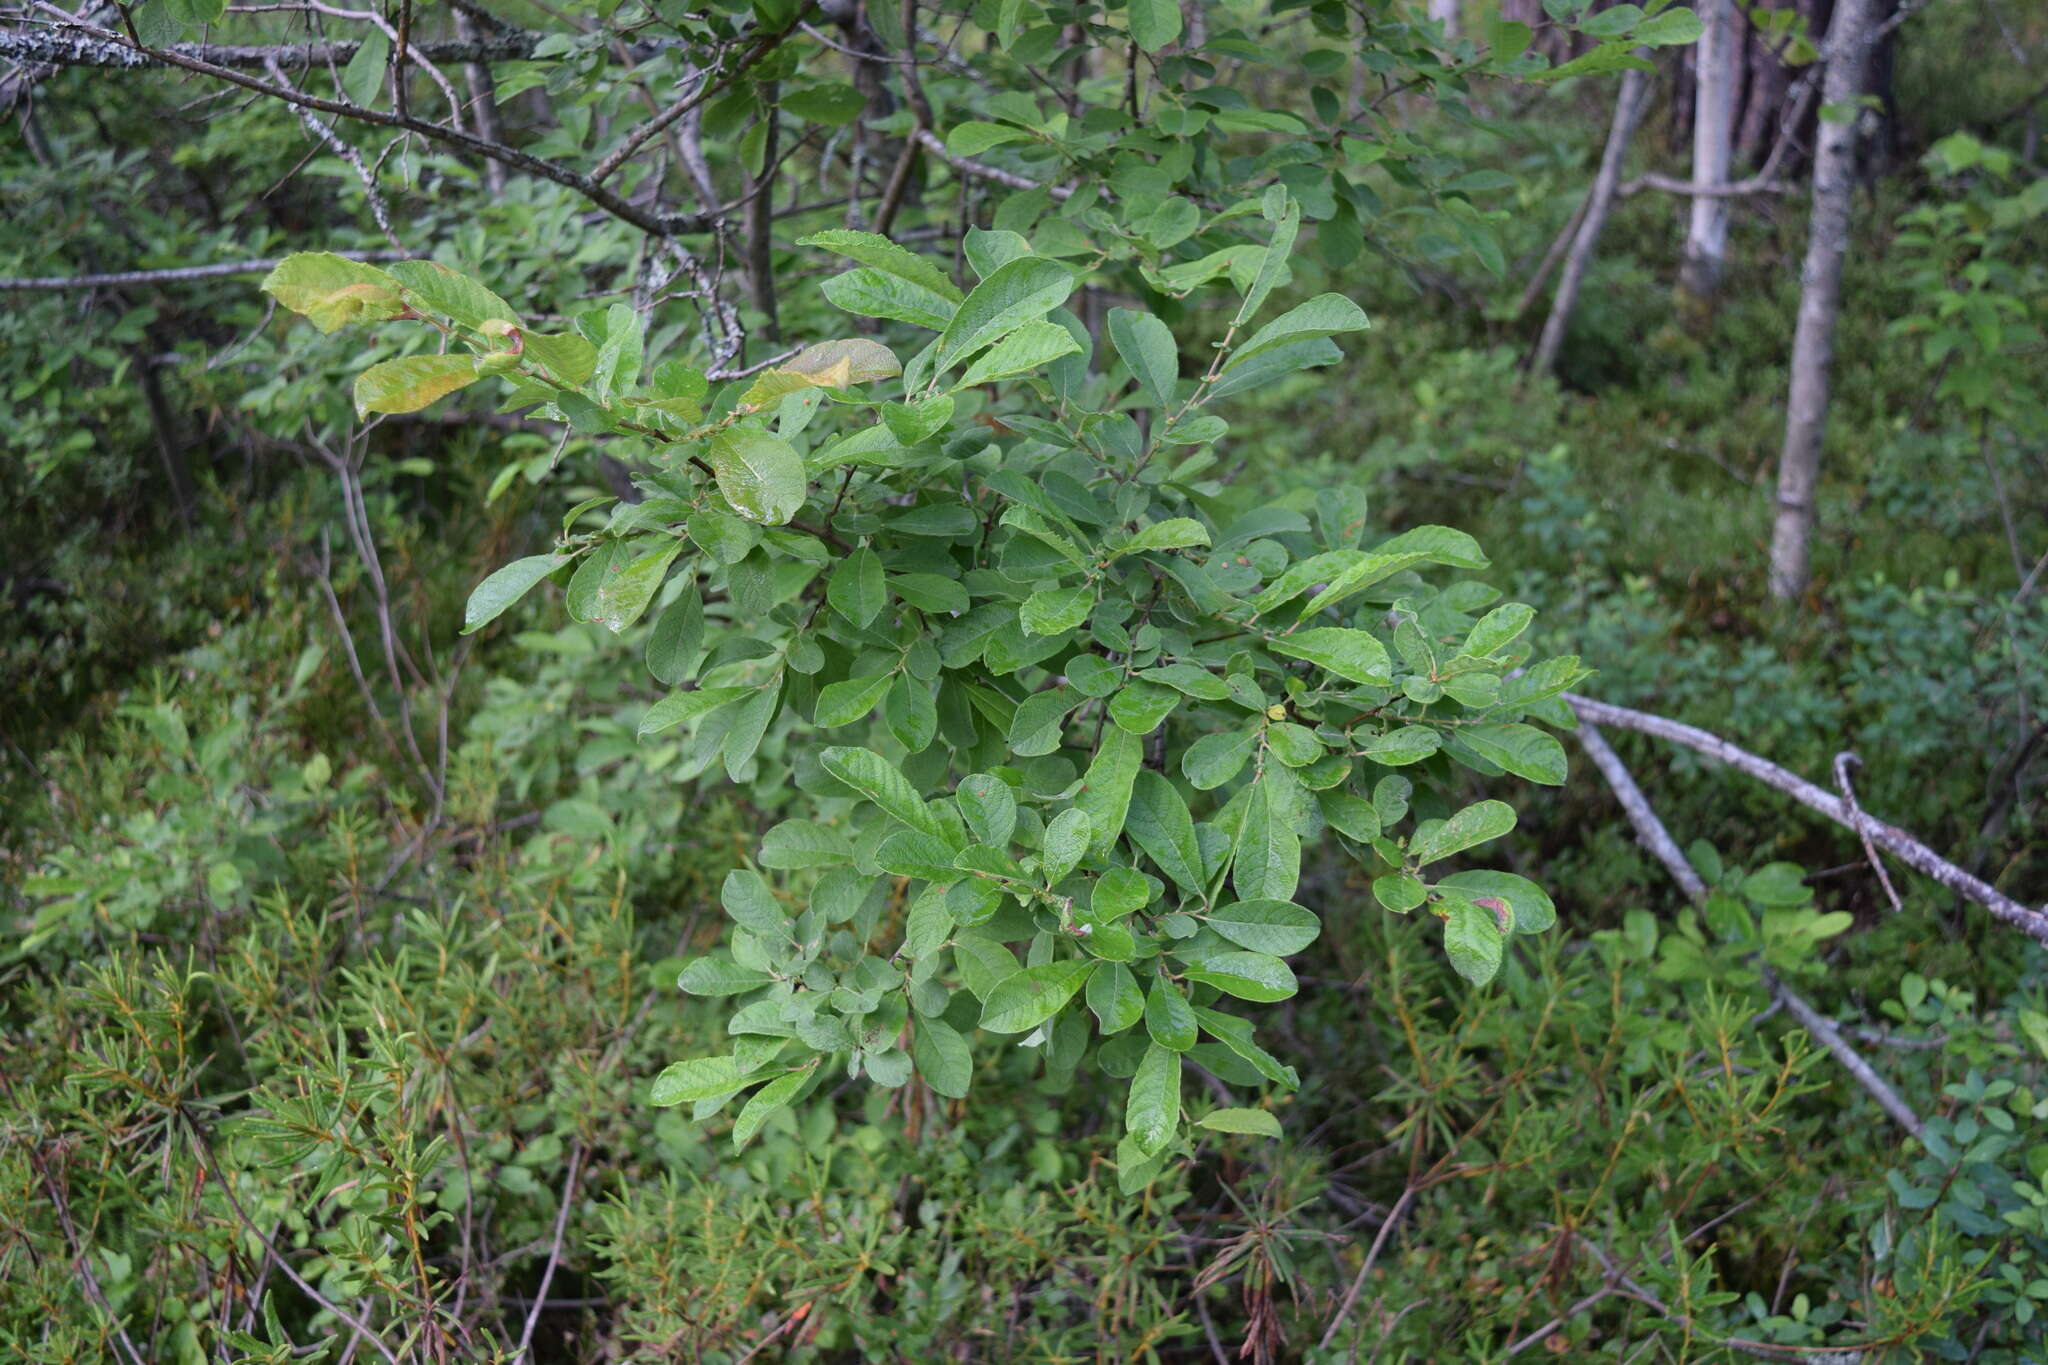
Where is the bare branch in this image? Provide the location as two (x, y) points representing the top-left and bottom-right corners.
(13, 18), (716, 236)
(266, 56), (404, 250)
(1319, 1184), (1417, 1352)
(588, 2), (816, 186)
(0, 23), (542, 69)
(511, 1142), (584, 1364)
(1833, 752), (1903, 913)
(1570, 711), (1928, 1141)
(0, 250), (405, 292)
(1766, 973), (1925, 1140)
(913, 125), (1073, 199)
(1566, 692), (2048, 945)
(1575, 718), (1709, 901)
(1620, 169), (1792, 198)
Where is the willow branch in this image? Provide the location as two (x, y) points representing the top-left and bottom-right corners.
(15, 19), (715, 235)
(588, 2), (816, 186)
(1571, 710), (1928, 1141)
(0, 250), (407, 292)
(1566, 692), (2048, 945)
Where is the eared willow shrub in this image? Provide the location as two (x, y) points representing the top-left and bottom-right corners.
(263, 196), (1588, 1187)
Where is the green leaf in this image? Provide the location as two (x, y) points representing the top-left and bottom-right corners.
(956, 773), (1018, 848)
(947, 121), (1033, 155)
(1234, 195), (1300, 326)
(677, 956), (773, 995)
(1633, 7), (1705, 46)
(1233, 776), (1300, 902)
(650, 1055), (743, 1105)
(385, 259), (519, 329)
(822, 746), (947, 838)
(828, 548), (888, 627)
(1460, 723), (1568, 786)
(1374, 523), (1489, 570)
(1092, 867), (1153, 918)
(522, 330), (599, 386)
(934, 257), (1077, 374)
(1108, 307), (1179, 406)
(798, 228), (965, 303)
(1119, 518), (1211, 555)
(593, 540), (682, 633)
(1109, 681), (1180, 734)
(1128, 0), (1182, 49)
(1042, 808), (1093, 883)
(1195, 1007), (1299, 1089)
(957, 319), (1084, 388)
(1125, 1043), (1181, 1154)
(1267, 628), (1392, 686)
(1088, 962), (1146, 1033)
(759, 819), (854, 870)
(782, 81), (867, 124)
(1226, 293), (1369, 368)
(1184, 950), (1297, 1002)
(912, 1016), (974, 1097)
(821, 268), (959, 331)
(1183, 727), (1259, 790)
(1442, 897), (1505, 986)
(721, 869), (790, 941)
(1126, 771), (1203, 894)
(1365, 726), (1440, 765)
(1373, 872), (1427, 914)
(1008, 688), (1079, 756)
(646, 583), (705, 684)
(878, 830), (964, 881)
(462, 553), (567, 634)
(261, 253), (405, 333)
(1207, 900), (1320, 955)
(1020, 585), (1096, 636)
(1197, 1108), (1281, 1138)
(353, 354), (479, 418)
(980, 960), (1095, 1033)
(640, 685), (749, 738)
(341, 28), (391, 106)
(707, 428), (806, 525)
(732, 1069), (808, 1146)
(1145, 978), (1198, 1050)
(1409, 800), (1517, 866)
(1462, 603), (1535, 658)
(1075, 727), (1143, 858)
(1439, 870), (1555, 935)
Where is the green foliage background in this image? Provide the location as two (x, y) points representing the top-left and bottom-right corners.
(3, 0), (2046, 1360)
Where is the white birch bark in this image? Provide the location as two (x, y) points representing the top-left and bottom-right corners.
(1680, 0), (1738, 305)
(1768, 0), (1882, 602)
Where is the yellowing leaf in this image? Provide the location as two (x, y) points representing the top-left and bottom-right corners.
(261, 253), (405, 333)
(352, 354), (479, 418)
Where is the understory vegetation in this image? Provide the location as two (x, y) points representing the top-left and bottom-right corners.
(2, 0), (2045, 1360)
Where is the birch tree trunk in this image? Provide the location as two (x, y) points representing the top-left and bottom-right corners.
(1530, 67), (1650, 379)
(1679, 0), (1738, 311)
(1429, 0), (1460, 39)
(1768, 0), (1881, 602)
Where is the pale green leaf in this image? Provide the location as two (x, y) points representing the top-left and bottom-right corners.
(707, 427), (807, 525)
(957, 318), (1083, 388)
(1196, 1107), (1281, 1138)
(1126, 1043), (1181, 1154)
(934, 257), (1077, 374)
(650, 1055), (742, 1105)
(462, 553), (566, 634)
(979, 960), (1095, 1033)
